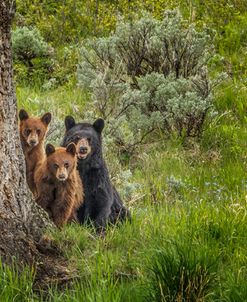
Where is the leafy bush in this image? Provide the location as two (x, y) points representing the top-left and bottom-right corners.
(12, 27), (52, 84)
(12, 26), (50, 64)
(78, 11), (226, 152)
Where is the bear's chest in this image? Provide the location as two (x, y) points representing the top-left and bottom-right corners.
(80, 169), (101, 191)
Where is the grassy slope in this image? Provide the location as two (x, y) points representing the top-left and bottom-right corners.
(2, 84), (246, 301)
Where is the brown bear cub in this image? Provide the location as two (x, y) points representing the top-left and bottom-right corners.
(34, 143), (83, 228)
(19, 109), (51, 195)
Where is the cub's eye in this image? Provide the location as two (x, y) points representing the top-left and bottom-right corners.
(64, 162), (69, 168)
(76, 135), (81, 141)
(36, 129), (41, 135)
(24, 129), (31, 136)
(53, 163), (59, 169)
(87, 137), (91, 143)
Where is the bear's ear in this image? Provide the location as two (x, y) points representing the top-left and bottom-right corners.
(93, 118), (104, 134)
(41, 112), (52, 125)
(46, 144), (55, 156)
(65, 116), (76, 131)
(19, 109), (29, 121)
(66, 143), (76, 156)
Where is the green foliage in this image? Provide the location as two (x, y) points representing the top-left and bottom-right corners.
(12, 26), (50, 63)
(187, 0), (247, 31)
(12, 26), (52, 85)
(15, 0), (247, 47)
(78, 11), (226, 153)
(48, 45), (79, 87)
(14, 1), (247, 89)
(217, 12), (247, 79)
(15, 0), (175, 45)
(15, 0), (110, 45)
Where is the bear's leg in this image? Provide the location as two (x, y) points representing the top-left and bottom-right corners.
(91, 188), (113, 231)
(109, 188), (131, 224)
(67, 210), (79, 223)
(77, 203), (87, 224)
(93, 205), (112, 233)
(27, 170), (36, 195)
(51, 198), (74, 228)
(35, 184), (54, 215)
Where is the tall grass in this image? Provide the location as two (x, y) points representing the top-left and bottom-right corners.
(0, 263), (36, 301)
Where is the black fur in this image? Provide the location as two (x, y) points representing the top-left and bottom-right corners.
(46, 143), (55, 156)
(19, 109), (29, 121)
(61, 117), (130, 230)
(41, 112), (52, 125)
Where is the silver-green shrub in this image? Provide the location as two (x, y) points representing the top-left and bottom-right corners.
(12, 26), (50, 64)
(77, 10), (226, 151)
(12, 27), (53, 84)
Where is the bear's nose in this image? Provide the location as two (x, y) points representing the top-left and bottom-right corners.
(58, 173), (66, 180)
(79, 146), (88, 154)
(30, 139), (37, 146)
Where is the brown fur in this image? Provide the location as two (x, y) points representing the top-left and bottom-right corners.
(76, 138), (92, 160)
(34, 143), (83, 228)
(19, 109), (51, 195)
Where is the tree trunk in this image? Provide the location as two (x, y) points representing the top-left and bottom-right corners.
(0, 0), (51, 266)
(0, 2), (75, 291)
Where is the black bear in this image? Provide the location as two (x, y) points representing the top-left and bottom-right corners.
(61, 116), (130, 231)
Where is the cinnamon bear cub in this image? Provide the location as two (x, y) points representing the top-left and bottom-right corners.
(34, 143), (83, 228)
(19, 109), (51, 195)
(61, 117), (130, 231)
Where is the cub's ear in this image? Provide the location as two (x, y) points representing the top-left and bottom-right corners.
(93, 118), (104, 134)
(65, 116), (76, 131)
(41, 112), (52, 125)
(46, 144), (55, 156)
(19, 109), (29, 121)
(66, 143), (76, 156)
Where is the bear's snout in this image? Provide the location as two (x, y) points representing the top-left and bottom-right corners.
(79, 146), (88, 154)
(76, 138), (91, 159)
(58, 173), (66, 181)
(27, 136), (38, 147)
(56, 167), (68, 182)
(29, 139), (38, 146)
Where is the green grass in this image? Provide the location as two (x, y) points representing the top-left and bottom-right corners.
(11, 82), (247, 301)
(17, 84), (88, 119)
(0, 263), (36, 301)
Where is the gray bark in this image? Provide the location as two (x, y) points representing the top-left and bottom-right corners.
(0, 0), (49, 265)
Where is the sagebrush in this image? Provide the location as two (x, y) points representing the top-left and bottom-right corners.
(78, 10), (226, 154)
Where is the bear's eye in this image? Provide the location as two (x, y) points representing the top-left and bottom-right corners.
(64, 162), (69, 168)
(76, 135), (81, 141)
(36, 129), (41, 135)
(53, 163), (59, 169)
(87, 137), (91, 143)
(24, 129), (31, 136)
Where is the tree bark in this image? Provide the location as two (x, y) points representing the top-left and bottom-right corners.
(0, 2), (76, 291)
(0, 0), (50, 266)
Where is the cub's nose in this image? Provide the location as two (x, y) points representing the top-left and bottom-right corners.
(29, 139), (37, 146)
(79, 146), (88, 154)
(58, 174), (66, 180)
